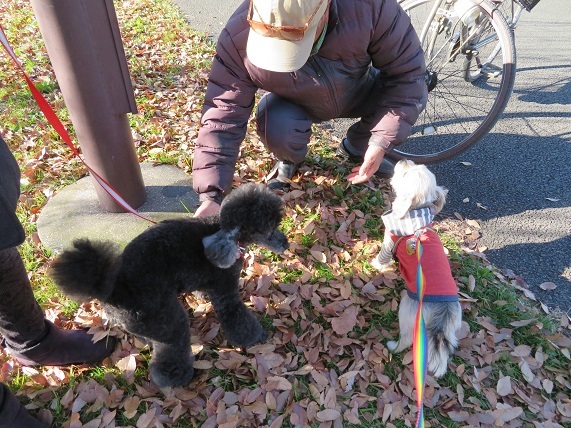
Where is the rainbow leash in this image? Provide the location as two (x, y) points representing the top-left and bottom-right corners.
(413, 239), (428, 428)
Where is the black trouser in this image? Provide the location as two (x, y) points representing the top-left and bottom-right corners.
(0, 247), (47, 423)
(255, 93), (380, 164)
(0, 135), (45, 349)
(0, 247), (46, 350)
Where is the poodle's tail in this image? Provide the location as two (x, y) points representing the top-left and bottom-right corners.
(50, 239), (120, 303)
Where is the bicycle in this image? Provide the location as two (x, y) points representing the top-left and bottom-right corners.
(387, 0), (541, 163)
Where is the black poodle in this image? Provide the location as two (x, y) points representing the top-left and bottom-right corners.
(50, 183), (289, 388)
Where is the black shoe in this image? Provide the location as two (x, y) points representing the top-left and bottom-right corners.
(336, 139), (395, 178)
(267, 160), (300, 191)
(335, 138), (363, 163)
(4, 320), (116, 367)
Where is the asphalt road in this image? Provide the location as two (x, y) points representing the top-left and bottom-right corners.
(173, 0), (571, 313)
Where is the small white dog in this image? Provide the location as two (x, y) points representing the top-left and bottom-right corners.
(371, 160), (462, 377)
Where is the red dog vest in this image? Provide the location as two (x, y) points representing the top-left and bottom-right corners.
(391, 227), (458, 302)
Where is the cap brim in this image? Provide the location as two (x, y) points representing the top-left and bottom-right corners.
(247, 25), (318, 73)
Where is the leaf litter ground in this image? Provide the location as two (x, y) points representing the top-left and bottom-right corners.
(0, 0), (570, 427)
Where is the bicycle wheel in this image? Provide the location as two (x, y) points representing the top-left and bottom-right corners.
(388, 0), (516, 163)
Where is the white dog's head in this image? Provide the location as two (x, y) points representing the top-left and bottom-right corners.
(390, 160), (448, 218)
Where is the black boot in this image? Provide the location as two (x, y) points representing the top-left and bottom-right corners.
(267, 160), (301, 191)
(336, 138), (395, 178)
(3, 320), (116, 367)
(0, 248), (116, 367)
(0, 383), (48, 428)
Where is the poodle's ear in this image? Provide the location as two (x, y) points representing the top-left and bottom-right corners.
(433, 186), (448, 214)
(202, 228), (240, 269)
(392, 194), (415, 218)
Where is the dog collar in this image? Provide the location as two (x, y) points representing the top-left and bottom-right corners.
(382, 207), (434, 236)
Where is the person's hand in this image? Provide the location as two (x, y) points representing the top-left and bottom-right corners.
(347, 145), (385, 184)
(193, 200), (221, 218)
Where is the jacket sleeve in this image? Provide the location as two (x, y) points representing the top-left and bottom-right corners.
(367, 0), (428, 151)
(192, 29), (258, 202)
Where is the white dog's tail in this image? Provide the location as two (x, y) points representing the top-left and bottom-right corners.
(428, 330), (456, 377)
(50, 239), (120, 303)
(426, 301), (462, 378)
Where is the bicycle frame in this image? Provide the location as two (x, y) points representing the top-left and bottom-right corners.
(408, 0), (503, 76)
(469, 0), (526, 79)
(400, 0), (528, 38)
(491, 0), (526, 28)
(398, 0), (526, 60)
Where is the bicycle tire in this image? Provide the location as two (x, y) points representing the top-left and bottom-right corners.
(388, 0), (516, 163)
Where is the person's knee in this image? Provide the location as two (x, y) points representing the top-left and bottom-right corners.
(256, 94), (313, 162)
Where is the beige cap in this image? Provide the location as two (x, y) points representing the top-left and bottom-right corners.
(246, 0), (329, 73)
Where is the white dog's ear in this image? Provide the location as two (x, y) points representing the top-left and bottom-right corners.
(391, 160), (415, 218)
(394, 159), (414, 175)
(433, 186), (448, 214)
(392, 194), (415, 218)
(202, 228), (240, 269)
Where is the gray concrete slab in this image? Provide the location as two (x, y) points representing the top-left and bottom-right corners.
(37, 163), (199, 253)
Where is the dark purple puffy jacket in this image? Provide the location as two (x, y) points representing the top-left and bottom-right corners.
(193, 0), (427, 201)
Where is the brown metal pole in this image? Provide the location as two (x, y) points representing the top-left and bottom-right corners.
(29, 0), (146, 212)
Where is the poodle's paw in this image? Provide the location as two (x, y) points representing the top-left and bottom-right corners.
(226, 317), (268, 349)
(150, 357), (195, 388)
(246, 316), (268, 345)
(235, 326), (268, 349)
(250, 327), (269, 346)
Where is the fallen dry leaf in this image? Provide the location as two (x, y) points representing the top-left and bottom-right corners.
(330, 305), (358, 336)
(123, 396), (140, 419)
(539, 282), (557, 290)
(316, 408), (341, 422)
(497, 376), (512, 396)
(510, 318), (537, 327)
(265, 376), (293, 391)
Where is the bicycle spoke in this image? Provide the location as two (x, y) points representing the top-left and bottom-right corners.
(389, 0), (515, 162)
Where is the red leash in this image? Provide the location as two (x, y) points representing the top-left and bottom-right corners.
(0, 25), (156, 224)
